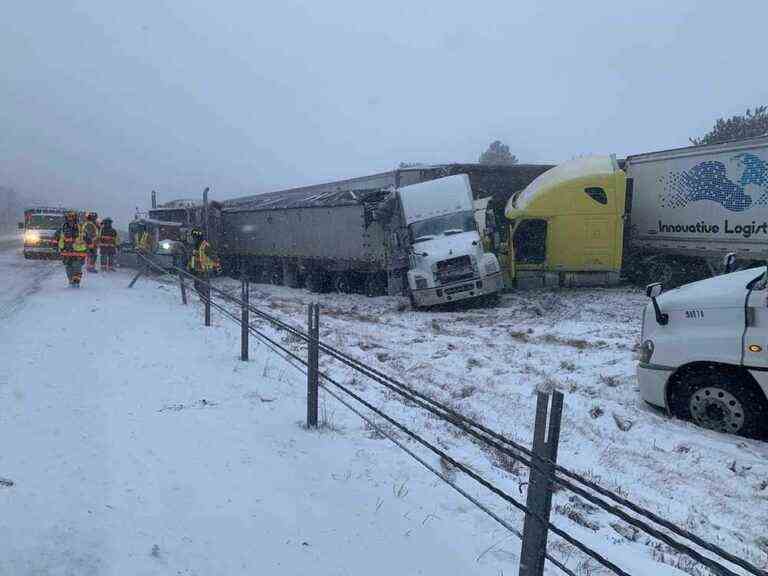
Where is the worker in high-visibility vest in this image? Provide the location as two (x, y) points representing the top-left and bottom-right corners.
(189, 228), (216, 296)
(98, 218), (119, 271)
(82, 212), (100, 273)
(136, 228), (152, 254)
(57, 211), (88, 287)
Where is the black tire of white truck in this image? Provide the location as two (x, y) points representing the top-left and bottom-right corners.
(668, 368), (768, 439)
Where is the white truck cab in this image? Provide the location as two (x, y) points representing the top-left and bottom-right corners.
(399, 175), (503, 307)
(638, 266), (768, 438)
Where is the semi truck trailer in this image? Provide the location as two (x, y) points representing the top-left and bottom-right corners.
(221, 173), (503, 307)
(501, 136), (768, 288)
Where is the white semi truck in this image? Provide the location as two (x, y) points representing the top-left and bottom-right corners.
(638, 263), (768, 438)
(400, 176), (503, 307)
(221, 173), (503, 307)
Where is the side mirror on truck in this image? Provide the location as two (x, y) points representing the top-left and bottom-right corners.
(723, 252), (737, 274)
(17, 222), (24, 230)
(646, 282), (668, 326)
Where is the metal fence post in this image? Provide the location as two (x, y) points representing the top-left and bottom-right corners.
(204, 276), (211, 327)
(128, 259), (147, 288)
(519, 390), (564, 576)
(179, 273), (188, 305)
(306, 303), (320, 428)
(241, 276), (249, 361)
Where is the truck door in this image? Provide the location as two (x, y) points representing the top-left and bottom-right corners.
(743, 275), (768, 369)
(512, 219), (547, 268)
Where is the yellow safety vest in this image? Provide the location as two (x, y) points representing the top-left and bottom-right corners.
(190, 240), (215, 272)
(58, 224), (87, 256)
(137, 231), (152, 252)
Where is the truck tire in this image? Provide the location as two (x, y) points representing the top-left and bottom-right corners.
(669, 368), (768, 438)
(269, 269), (283, 286)
(645, 257), (678, 287)
(364, 273), (386, 297)
(306, 270), (327, 293)
(332, 272), (352, 294)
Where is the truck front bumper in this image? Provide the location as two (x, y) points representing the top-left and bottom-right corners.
(412, 272), (503, 307)
(23, 245), (59, 259)
(636, 362), (674, 409)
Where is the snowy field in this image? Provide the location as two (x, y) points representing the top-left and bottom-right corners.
(213, 278), (768, 575)
(0, 246), (766, 575)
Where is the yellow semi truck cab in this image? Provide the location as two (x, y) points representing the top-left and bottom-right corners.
(503, 155), (626, 288)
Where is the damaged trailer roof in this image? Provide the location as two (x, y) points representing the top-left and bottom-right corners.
(222, 163), (554, 213)
(222, 187), (390, 212)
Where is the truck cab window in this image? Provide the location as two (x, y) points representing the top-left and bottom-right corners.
(584, 187), (608, 205)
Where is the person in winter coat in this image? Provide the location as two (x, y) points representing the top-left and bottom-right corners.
(82, 212), (100, 273)
(98, 218), (119, 271)
(188, 228), (216, 296)
(137, 228), (153, 254)
(57, 211), (88, 287)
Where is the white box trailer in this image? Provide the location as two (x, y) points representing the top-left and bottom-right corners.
(626, 135), (768, 282)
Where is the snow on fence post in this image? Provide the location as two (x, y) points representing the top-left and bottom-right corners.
(240, 275), (249, 361)
(306, 303), (320, 428)
(519, 390), (564, 576)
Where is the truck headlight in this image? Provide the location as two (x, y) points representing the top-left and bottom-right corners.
(24, 231), (40, 244)
(159, 240), (172, 251)
(639, 340), (655, 364)
(414, 276), (428, 290)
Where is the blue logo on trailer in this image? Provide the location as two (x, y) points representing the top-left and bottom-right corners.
(662, 153), (768, 212)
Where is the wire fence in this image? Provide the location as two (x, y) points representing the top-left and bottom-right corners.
(129, 251), (767, 576)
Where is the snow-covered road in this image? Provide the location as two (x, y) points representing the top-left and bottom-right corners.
(1, 256), (765, 575)
(0, 235), (57, 321)
(0, 267), (535, 575)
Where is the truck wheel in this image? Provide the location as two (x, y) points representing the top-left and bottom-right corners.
(364, 273), (386, 297)
(669, 369), (768, 438)
(332, 273), (352, 294)
(307, 270), (327, 293)
(645, 258), (677, 287)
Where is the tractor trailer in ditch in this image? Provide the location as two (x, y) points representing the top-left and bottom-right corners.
(220, 173), (503, 307)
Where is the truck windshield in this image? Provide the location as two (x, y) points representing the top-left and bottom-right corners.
(27, 215), (64, 229)
(409, 211), (476, 243)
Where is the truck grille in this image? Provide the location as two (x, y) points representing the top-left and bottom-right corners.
(436, 255), (474, 283)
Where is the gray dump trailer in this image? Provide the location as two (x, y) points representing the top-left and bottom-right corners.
(222, 187), (396, 294)
(220, 164), (546, 300)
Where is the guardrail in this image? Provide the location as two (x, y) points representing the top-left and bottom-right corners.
(130, 251), (767, 576)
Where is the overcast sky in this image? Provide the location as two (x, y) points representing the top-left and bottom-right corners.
(2, 0), (767, 225)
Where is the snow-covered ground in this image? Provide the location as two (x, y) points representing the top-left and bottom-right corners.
(0, 252), (765, 575)
(0, 236), (57, 320)
(212, 278), (768, 575)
